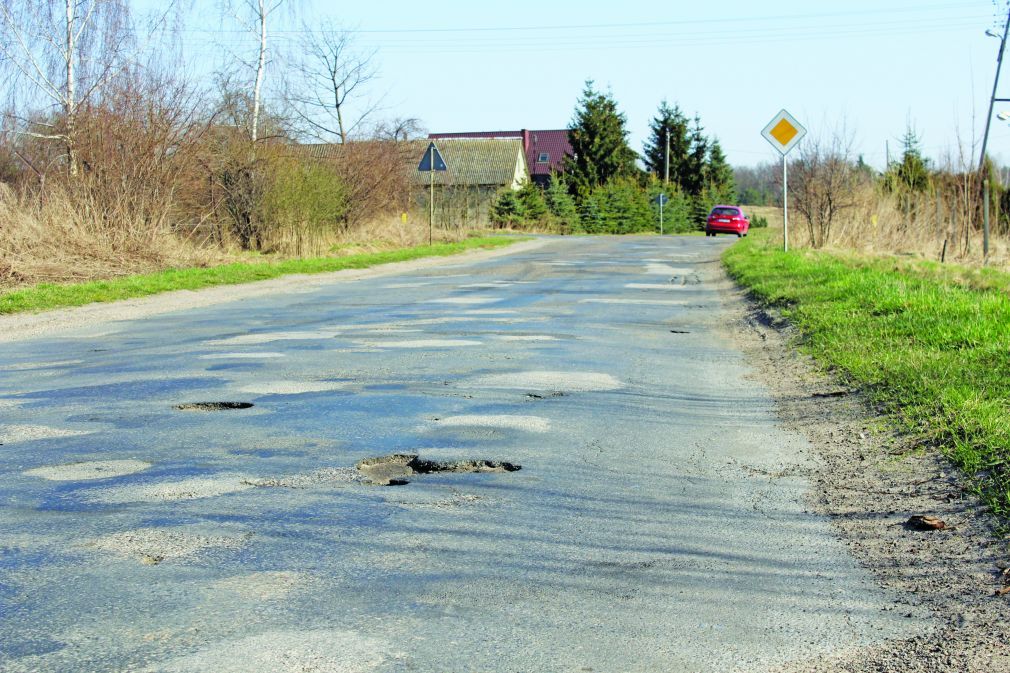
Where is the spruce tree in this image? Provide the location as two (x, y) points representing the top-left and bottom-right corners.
(517, 181), (548, 223)
(642, 101), (690, 186)
(490, 189), (525, 227)
(564, 81), (639, 200)
(683, 116), (709, 195)
(705, 139), (736, 203)
(545, 174), (579, 233)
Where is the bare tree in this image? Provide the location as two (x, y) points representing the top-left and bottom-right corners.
(371, 116), (425, 143)
(790, 129), (866, 248)
(0, 0), (131, 176)
(222, 0), (292, 143)
(287, 22), (380, 143)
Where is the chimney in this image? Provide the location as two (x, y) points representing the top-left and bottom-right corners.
(522, 129), (531, 152)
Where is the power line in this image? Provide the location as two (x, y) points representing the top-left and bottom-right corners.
(172, 1), (981, 36)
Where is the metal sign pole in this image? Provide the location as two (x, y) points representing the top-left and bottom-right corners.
(761, 109), (805, 253)
(783, 155), (789, 253)
(429, 145), (434, 246)
(659, 197), (664, 235)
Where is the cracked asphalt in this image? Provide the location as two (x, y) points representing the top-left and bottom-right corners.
(0, 236), (927, 672)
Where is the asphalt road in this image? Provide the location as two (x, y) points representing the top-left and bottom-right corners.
(0, 236), (924, 673)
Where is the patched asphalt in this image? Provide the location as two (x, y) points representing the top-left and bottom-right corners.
(0, 236), (926, 672)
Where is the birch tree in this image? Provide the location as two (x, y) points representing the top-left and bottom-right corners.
(224, 0), (291, 143)
(0, 0), (130, 176)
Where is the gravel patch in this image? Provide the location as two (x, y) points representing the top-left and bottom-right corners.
(625, 283), (684, 290)
(424, 296), (500, 305)
(355, 339), (482, 349)
(204, 331), (339, 346)
(84, 527), (249, 564)
(24, 459), (151, 481)
(494, 335), (559, 342)
(235, 381), (348, 395)
(433, 414), (550, 433)
(470, 370), (622, 392)
(244, 467), (364, 488)
(579, 298), (688, 306)
(86, 475), (254, 503)
(1, 359), (83, 370)
(0, 424), (93, 444)
(209, 571), (311, 600)
(198, 352), (286, 360)
(645, 263), (692, 275)
(144, 629), (388, 673)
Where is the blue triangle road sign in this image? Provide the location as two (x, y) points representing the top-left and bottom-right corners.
(418, 142), (448, 172)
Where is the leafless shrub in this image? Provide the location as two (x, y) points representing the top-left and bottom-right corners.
(789, 129), (867, 249)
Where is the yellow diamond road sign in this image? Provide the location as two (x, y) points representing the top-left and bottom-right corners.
(762, 109), (806, 156)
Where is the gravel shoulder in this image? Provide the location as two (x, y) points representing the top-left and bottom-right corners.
(0, 238), (546, 344)
(726, 289), (1009, 672)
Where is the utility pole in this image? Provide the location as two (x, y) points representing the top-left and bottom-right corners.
(664, 130), (670, 185)
(980, 4), (1010, 261)
(429, 144), (434, 246)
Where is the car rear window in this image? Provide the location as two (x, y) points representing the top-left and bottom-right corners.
(711, 207), (740, 216)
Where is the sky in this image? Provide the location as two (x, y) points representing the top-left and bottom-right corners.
(149, 0), (1007, 169)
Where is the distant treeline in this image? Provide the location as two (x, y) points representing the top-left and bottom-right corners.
(491, 82), (736, 234)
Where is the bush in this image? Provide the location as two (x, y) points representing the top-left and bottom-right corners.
(750, 213), (769, 228)
(260, 157), (348, 237)
(490, 189), (525, 227)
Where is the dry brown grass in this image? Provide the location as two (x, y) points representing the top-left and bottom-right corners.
(0, 183), (226, 290)
(259, 210), (487, 259)
(751, 189), (1010, 269)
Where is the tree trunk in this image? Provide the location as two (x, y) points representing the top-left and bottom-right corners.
(250, 0), (267, 143)
(65, 0), (78, 177)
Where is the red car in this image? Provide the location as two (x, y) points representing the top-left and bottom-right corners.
(705, 205), (750, 237)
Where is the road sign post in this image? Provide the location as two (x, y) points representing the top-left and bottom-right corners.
(761, 109), (807, 252)
(652, 193), (669, 235)
(417, 142), (448, 246)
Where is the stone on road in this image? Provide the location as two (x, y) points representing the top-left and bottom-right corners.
(0, 236), (922, 672)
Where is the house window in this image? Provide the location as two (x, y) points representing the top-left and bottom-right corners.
(537, 152), (550, 163)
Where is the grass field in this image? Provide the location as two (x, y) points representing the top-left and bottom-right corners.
(723, 229), (1010, 520)
(0, 236), (522, 315)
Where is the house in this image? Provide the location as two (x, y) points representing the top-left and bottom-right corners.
(293, 137), (528, 227)
(410, 138), (528, 190)
(429, 129), (571, 187)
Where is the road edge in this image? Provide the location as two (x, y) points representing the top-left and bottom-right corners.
(721, 287), (1008, 672)
(0, 238), (549, 344)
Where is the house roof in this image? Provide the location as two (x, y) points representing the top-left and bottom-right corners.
(429, 129), (571, 177)
(294, 138), (528, 188)
(408, 138), (527, 187)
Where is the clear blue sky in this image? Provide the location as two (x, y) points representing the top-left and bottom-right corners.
(155, 0), (1005, 169)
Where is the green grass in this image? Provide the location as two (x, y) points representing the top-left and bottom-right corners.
(0, 236), (523, 315)
(723, 230), (1010, 519)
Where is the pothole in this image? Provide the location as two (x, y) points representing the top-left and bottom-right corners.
(175, 402), (254, 411)
(355, 453), (521, 486)
(526, 391), (566, 400)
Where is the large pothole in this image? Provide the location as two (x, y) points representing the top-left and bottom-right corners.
(355, 453), (521, 486)
(175, 402), (254, 411)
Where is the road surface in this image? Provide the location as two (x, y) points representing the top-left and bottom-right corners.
(0, 236), (923, 672)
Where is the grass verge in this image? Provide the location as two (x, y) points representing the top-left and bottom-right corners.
(723, 229), (1010, 520)
(0, 236), (523, 315)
